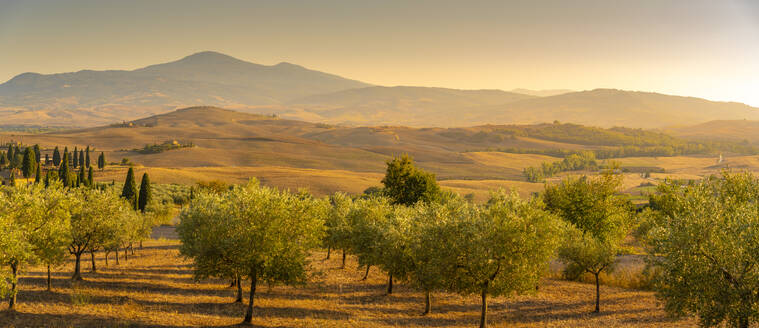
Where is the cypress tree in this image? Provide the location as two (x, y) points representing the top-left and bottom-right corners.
(44, 170), (50, 188)
(138, 173), (152, 213)
(63, 147), (69, 166)
(0, 151), (7, 169)
(85, 146), (91, 168)
(6, 144), (12, 161)
(79, 150), (85, 169)
(11, 152), (22, 169)
(33, 144), (41, 164)
(73, 147), (78, 168)
(35, 165), (41, 184)
(59, 152), (71, 187)
(9, 171), (15, 186)
(98, 152), (106, 170)
(22, 147), (36, 178)
(78, 166), (86, 188)
(53, 147), (61, 166)
(44, 153), (49, 166)
(122, 167), (138, 209)
(87, 166), (94, 188)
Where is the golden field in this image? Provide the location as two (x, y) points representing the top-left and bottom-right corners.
(1, 239), (695, 328)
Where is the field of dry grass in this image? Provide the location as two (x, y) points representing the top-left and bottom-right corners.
(1, 237), (696, 328)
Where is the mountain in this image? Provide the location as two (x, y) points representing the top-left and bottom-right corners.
(0, 51), (369, 126)
(469, 89), (759, 129)
(510, 88), (574, 97)
(2, 52), (758, 129)
(667, 120), (759, 144)
(285, 86), (536, 126)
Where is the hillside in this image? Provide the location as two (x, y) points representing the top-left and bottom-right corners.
(0, 51), (369, 126)
(285, 86), (535, 126)
(667, 120), (759, 144)
(3, 52), (758, 129)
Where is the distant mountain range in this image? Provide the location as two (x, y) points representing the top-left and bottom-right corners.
(1, 51), (758, 128)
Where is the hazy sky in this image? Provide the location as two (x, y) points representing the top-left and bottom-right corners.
(1, 0), (758, 105)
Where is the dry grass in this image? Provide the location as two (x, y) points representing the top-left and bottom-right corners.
(1, 239), (695, 327)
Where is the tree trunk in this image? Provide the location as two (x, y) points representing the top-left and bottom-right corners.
(115, 249), (120, 265)
(341, 249), (346, 269)
(140, 240), (143, 249)
(361, 265), (371, 281)
(243, 269), (258, 324)
(480, 282), (489, 328)
(72, 253), (83, 280)
(235, 275), (243, 303)
(594, 273), (600, 313)
(105, 251), (109, 267)
(123, 247), (128, 262)
(423, 291), (431, 315)
(9, 262), (18, 310)
(130, 243), (134, 255)
(326, 246), (331, 260)
(90, 250), (97, 273)
(387, 274), (393, 294)
(739, 315), (749, 328)
(47, 265), (52, 291)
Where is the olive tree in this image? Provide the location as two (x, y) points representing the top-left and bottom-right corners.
(0, 184), (70, 309)
(645, 172), (759, 328)
(407, 191), (470, 315)
(324, 192), (353, 267)
(68, 188), (135, 280)
(543, 172), (633, 313)
(442, 190), (562, 328)
(347, 196), (394, 281)
(177, 180), (325, 324)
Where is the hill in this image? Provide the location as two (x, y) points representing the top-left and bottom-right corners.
(667, 120), (759, 144)
(3, 52), (758, 129)
(0, 51), (369, 126)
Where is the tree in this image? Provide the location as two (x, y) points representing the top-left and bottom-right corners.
(68, 188), (134, 280)
(440, 190), (562, 328)
(407, 192), (469, 315)
(177, 180), (325, 324)
(72, 147), (78, 168)
(98, 152), (106, 170)
(0, 184), (71, 308)
(33, 144), (41, 164)
(543, 172), (633, 313)
(9, 171), (15, 187)
(28, 184), (71, 291)
(79, 150), (85, 170)
(381, 154), (440, 206)
(35, 165), (42, 184)
(121, 167), (138, 209)
(22, 147), (37, 178)
(44, 153), (49, 166)
(645, 172), (759, 328)
(324, 192), (353, 267)
(138, 173), (151, 213)
(85, 146), (91, 168)
(53, 147), (61, 166)
(87, 167), (94, 188)
(7, 144), (13, 164)
(347, 196), (394, 281)
(0, 151), (7, 170)
(78, 166), (86, 188)
(59, 152), (71, 188)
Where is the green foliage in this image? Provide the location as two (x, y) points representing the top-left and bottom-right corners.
(436, 190), (563, 327)
(644, 172), (759, 328)
(97, 152), (105, 170)
(135, 140), (193, 154)
(121, 167), (138, 209)
(59, 152), (72, 187)
(85, 146), (91, 168)
(53, 147), (61, 166)
(22, 147), (36, 178)
(177, 180), (325, 322)
(543, 172), (634, 312)
(381, 154), (440, 206)
(324, 192), (353, 256)
(523, 151), (598, 182)
(138, 173), (151, 213)
(346, 196), (395, 271)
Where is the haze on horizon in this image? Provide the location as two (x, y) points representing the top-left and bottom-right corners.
(1, 0), (758, 106)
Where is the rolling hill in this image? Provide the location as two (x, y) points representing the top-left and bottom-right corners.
(667, 120), (759, 144)
(2, 51), (758, 129)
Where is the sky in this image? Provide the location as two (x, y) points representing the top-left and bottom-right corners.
(1, 0), (758, 105)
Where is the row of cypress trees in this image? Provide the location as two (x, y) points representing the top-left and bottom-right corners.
(121, 167), (151, 213)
